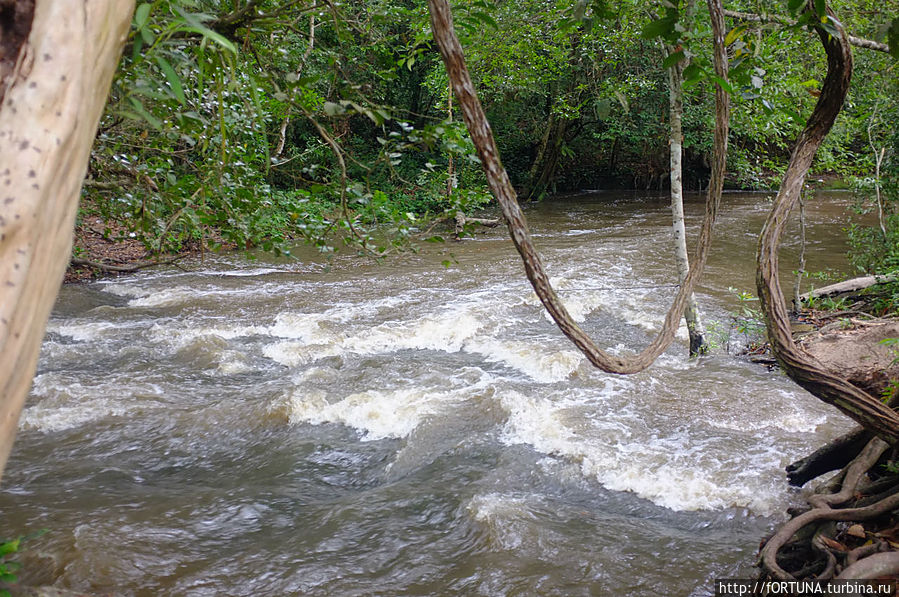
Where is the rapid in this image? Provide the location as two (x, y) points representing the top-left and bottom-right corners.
(1, 191), (859, 595)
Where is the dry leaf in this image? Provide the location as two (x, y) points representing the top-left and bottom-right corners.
(819, 536), (848, 551)
(846, 524), (866, 539)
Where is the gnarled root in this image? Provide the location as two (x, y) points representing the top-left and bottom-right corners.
(786, 426), (872, 487)
(760, 438), (899, 582)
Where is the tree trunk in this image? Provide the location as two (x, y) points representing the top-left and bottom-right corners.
(755, 1), (899, 443)
(427, 0), (728, 375)
(666, 44), (707, 356)
(522, 113), (567, 201)
(0, 0), (134, 483)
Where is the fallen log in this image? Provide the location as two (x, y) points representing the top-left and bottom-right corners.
(800, 273), (899, 301)
(453, 210), (500, 239)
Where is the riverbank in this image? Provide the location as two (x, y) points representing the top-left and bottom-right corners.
(755, 276), (899, 584)
(65, 215), (231, 283)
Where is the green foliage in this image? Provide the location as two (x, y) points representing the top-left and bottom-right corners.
(728, 287), (767, 348)
(87, 0), (496, 258)
(81, 0), (899, 258)
(0, 537), (21, 594)
(0, 530), (46, 596)
(880, 337), (899, 365)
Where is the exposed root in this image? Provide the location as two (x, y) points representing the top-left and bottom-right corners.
(453, 210), (500, 239)
(786, 426), (872, 487)
(838, 552), (899, 580)
(808, 438), (889, 509)
(759, 438), (899, 583)
(70, 256), (183, 274)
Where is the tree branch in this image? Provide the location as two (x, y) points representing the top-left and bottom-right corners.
(723, 9), (890, 53)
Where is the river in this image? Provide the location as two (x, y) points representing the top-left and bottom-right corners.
(2, 191), (859, 595)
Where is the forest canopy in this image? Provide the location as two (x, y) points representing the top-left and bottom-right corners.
(81, 0), (898, 270)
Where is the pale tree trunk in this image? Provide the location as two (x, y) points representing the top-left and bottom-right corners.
(427, 0), (728, 374)
(0, 0), (134, 483)
(274, 14), (315, 159)
(666, 46), (707, 356)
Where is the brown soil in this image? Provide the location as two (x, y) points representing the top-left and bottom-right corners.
(66, 216), (151, 283)
(800, 317), (899, 397)
(65, 217), (234, 283)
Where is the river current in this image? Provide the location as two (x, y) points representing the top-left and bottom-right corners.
(2, 191), (858, 595)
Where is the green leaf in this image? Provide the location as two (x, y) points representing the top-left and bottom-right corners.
(710, 75), (735, 94)
(131, 33), (144, 62)
(814, 0), (826, 18)
(788, 0), (805, 13)
(724, 25), (745, 46)
(155, 57), (186, 105)
(134, 3), (152, 30)
(682, 63), (702, 83)
(177, 25), (237, 54)
(641, 17), (676, 40)
(0, 538), (20, 556)
(140, 26), (156, 45)
(471, 10), (499, 30)
(820, 16), (840, 39)
(662, 50), (685, 70)
(127, 97), (163, 130)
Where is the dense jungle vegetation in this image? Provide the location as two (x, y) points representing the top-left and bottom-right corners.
(81, 0), (897, 270)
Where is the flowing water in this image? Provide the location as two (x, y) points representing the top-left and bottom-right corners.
(2, 191), (861, 596)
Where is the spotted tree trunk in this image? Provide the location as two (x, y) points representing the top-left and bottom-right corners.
(0, 0), (134, 482)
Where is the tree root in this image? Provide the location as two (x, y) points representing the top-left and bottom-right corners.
(786, 426), (872, 487)
(760, 437), (899, 582)
(838, 552), (899, 580)
(70, 256), (183, 273)
(453, 211), (500, 239)
(808, 438), (889, 509)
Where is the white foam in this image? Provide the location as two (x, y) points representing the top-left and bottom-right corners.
(264, 308), (484, 363)
(98, 282), (147, 298)
(148, 323), (269, 350)
(269, 313), (345, 344)
(20, 397), (136, 433)
(22, 375), (165, 433)
(276, 370), (495, 440)
(47, 321), (125, 342)
(467, 492), (531, 523)
(497, 388), (788, 515)
(128, 287), (201, 308)
(346, 311), (483, 353)
(466, 338), (584, 383)
(275, 388), (447, 440)
(262, 341), (342, 367)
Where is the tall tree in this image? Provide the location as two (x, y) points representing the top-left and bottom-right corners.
(0, 1), (134, 482)
(663, 0), (709, 356)
(426, 0), (728, 374)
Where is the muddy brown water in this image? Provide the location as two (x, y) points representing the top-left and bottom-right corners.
(1, 191), (863, 595)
